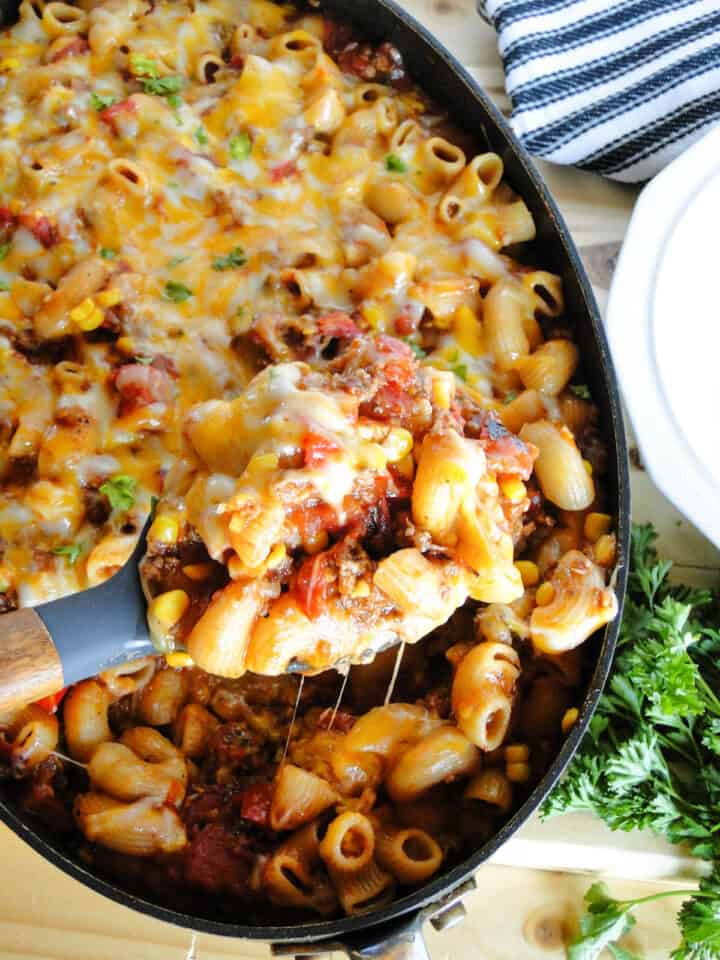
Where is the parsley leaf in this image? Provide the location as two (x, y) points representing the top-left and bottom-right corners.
(385, 153), (408, 173)
(570, 383), (592, 400)
(0, 243), (9, 261)
(194, 126), (208, 146)
(128, 53), (160, 78)
(140, 75), (183, 97)
(451, 362), (468, 381)
(503, 391), (518, 404)
(162, 280), (193, 302)
(90, 91), (117, 112)
(100, 474), (137, 513)
(134, 355), (153, 365)
(0, 280), (9, 292)
(99, 247), (116, 260)
(52, 543), (82, 565)
(166, 92), (183, 110)
(229, 132), (252, 161)
(212, 247), (247, 271)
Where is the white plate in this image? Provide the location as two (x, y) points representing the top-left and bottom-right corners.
(606, 124), (720, 548)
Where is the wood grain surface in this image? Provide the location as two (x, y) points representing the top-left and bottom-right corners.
(0, 1), (718, 958)
(0, 608), (62, 713)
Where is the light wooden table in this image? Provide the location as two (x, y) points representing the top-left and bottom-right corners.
(2, 2), (718, 958)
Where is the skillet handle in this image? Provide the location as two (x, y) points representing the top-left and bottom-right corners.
(0, 607), (64, 712)
(272, 931), (430, 960)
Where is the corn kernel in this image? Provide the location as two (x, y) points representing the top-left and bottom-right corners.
(394, 453), (415, 480)
(584, 511), (612, 543)
(506, 761), (531, 783)
(535, 582), (555, 606)
(431, 370), (455, 410)
(246, 453), (279, 475)
(351, 579), (370, 598)
(383, 428), (413, 463)
(362, 443), (388, 472)
(150, 589), (190, 629)
(505, 744), (529, 763)
(582, 458), (593, 476)
(70, 298), (104, 332)
(266, 543), (287, 569)
(182, 562), (213, 581)
(595, 533), (616, 568)
(96, 288), (122, 308)
(515, 560), (539, 587)
(148, 514), (180, 544)
(0, 58), (20, 72)
(115, 336), (135, 356)
(362, 302), (385, 332)
(453, 304), (483, 356)
(165, 651), (194, 668)
(69, 298), (92, 320)
(561, 707), (579, 735)
(499, 476), (526, 503)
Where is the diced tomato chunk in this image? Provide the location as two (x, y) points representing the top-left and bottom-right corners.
(0, 205), (15, 237)
(50, 37), (89, 61)
(238, 782), (273, 826)
(99, 97), (137, 133)
(302, 430), (342, 469)
(294, 551), (333, 620)
(269, 160), (297, 183)
(316, 311), (359, 339)
(18, 213), (57, 248)
(33, 687), (68, 714)
(359, 381), (412, 423)
(394, 312), (417, 336)
(114, 362), (174, 415)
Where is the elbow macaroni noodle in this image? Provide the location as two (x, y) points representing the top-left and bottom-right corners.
(0, 0), (618, 920)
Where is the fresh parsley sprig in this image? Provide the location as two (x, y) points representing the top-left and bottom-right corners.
(544, 524), (720, 958)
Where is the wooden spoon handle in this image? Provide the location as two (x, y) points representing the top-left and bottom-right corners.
(0, 608), (64, 712)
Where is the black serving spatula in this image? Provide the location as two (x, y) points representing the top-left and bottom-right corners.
(0, 514), (156, 712)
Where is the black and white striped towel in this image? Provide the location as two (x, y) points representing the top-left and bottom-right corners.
(478, 0), (720, 182)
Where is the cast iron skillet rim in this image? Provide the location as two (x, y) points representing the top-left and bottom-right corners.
(0, 0), (631, 944)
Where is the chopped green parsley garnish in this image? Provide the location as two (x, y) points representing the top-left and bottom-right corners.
(128, 53), (160, 78)
(229, 132), (252, 161)
(99, 248), (117, 260)
(385, 153), (408, 173)
(134, 355), (154, 365)
(168, 255), (188, 268)
(503, 391), (518, 404)
(194, 126), (209, 146)
(451, 362), (468, 381)
(90, 92), (117, 112)
(0, 243), (9, 261)
(0, 280), (9, 292)
(141, 75), (183, 97)
(100, 474), (137, 513)
(570, 383), (592, 400)
(166, 93), (183, 110)
(163, 280), (193, 302)
(212, 247), (247, 271)
(52, 543), (82, 565)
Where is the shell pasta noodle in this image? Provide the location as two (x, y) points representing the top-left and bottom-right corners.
(0, 0), (619, 922)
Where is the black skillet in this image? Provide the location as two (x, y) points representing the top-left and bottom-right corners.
(0, 0), (631, 956)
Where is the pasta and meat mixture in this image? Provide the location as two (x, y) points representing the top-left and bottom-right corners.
(0, 0), (619, 919)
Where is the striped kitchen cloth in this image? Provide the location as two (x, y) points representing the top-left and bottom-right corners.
(478, 0), (720, 182)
